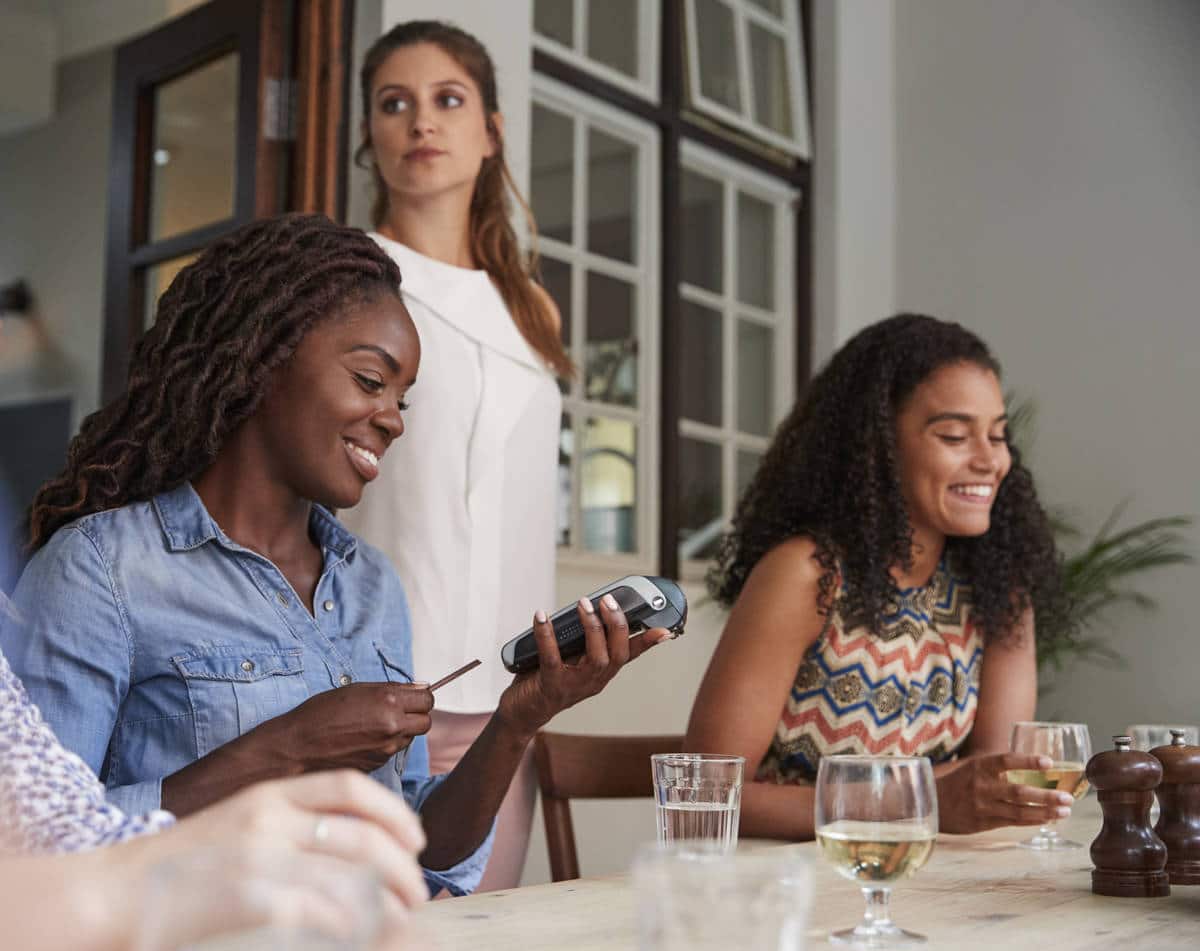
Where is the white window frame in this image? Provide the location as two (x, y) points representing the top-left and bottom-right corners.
(677, 140), (797, 580)
(533, 75), (662, 574)
(532, 0), (660, 103)
(683, 0), (811, 158)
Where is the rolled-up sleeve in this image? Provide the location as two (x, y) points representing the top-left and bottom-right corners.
(406, 772), (496, 898)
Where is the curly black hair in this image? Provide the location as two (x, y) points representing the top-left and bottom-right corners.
(27, 213), (402, 551)
(707, 313), (1070, 647)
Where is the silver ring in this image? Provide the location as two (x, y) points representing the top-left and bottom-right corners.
(312, 817), (331, 845)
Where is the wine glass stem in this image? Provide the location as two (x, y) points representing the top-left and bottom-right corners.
(1040, 819), (1060, 843)
(860, 887), (894, 931)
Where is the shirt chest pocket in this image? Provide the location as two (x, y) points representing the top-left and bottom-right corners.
(173, 648), (308, 758)
(374, 642), (413, 685)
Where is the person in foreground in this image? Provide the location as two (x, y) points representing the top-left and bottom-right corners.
(1, 213), (669, 896)
(686, 314), (1075, 839)
(2, 577), (425, 946)
(0, 768), (428, 951)
(344, 20), (570, 891)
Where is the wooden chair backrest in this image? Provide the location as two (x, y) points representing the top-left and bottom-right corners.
(532, 731), (684, 882)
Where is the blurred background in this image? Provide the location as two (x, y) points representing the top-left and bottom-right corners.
(1, 0), (1197, 884)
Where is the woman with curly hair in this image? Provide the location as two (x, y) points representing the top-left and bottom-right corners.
(1, 213), (668, 894)
(340, 20), (569, 890)
(687, 313), (1075, 838)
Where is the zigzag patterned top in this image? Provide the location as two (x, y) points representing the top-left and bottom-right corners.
(757, 555), (982, 784)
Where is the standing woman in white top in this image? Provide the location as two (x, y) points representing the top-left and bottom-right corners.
(344, 20), (571, 891)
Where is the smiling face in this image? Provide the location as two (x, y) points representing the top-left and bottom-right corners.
(894, 360), (1011, 551)
(252, 290), (420, 510)
(365, 41), (498, 204)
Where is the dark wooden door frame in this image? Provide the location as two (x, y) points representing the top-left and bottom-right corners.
(100, 0), (354, 403)
(102, 0), (277, 402)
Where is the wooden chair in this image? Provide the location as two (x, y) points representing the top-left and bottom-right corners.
(533, 730), (684, 882)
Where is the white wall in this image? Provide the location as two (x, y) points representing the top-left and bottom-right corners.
(892, 0), (1200, 739)
(0, 50), (113, 424)
(810, 0), (896, 362)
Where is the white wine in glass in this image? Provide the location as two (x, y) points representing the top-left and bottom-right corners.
(1008, 721), (1092, 850)
(815, 755), (938, 946)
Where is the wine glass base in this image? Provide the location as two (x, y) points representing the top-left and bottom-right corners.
(1018, 835), (1083, 850)
(830, 924), (927, 946)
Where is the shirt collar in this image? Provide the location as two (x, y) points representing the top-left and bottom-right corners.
(152, 482), (358, 560)
(370, 232), (547, 374)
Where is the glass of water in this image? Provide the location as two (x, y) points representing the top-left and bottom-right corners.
(815, 755), (938, 946)
(633, 842), (812, 950)
(1129, 724), (1200, 751)
(651, 753), (744, 851)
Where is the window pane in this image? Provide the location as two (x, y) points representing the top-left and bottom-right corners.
(737, 448), (762, 499)
(749, 22), (793, 138)
(540, 256), (573, 395)
(534, 0), (574, 47)
(531, 105), (574, 244)
(678, 437), (723, 563)
(582, 416), (637, 554)
(585, 272), (637, 407)
(745, 0), (783, 16)
(587, 0), (638, 78)
(143, 253), (199, 328)
(558, 412), (574, 546)
(587, 128), (636, 263)
(679, 300), (723, 426)
(737, 319), (774, 436)
(150, 53), (238, 242)
(680, 169), (723, 293)
(695, 0), (741, 112)
(737, 191), (775, 308)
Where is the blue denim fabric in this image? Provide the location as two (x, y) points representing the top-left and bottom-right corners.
(0, 483), (492, 896)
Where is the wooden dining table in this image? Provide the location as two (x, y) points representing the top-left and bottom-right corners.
(410, 800), (1200, 950)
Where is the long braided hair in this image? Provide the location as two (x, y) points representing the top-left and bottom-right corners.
(707, 313), (1071, 647)
(354, 20), (572, 378)
(27, 213), (402, 551)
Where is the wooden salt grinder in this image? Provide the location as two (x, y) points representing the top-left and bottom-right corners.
(1149, 728), (1200, 885)
(1086, 734), (1170, 897)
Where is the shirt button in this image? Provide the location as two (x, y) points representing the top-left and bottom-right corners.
(323, 600), (335, 612)
(276, 591), (289, 606)
(241, 660), (254, 672)
(339, 673), (352, 687)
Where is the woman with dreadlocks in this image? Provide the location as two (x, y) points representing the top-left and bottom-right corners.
(1, 213), (669, 896)
(339, 21), (570, 890)
(686, 314), (1076, 839)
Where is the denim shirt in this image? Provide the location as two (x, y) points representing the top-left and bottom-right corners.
(0, 483), (492, 896)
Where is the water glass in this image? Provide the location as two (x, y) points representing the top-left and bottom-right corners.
(814, 755), (938, 946)
(1129, 724), (1200, 751)
(1009, 721), (1092, 850)
(136, 848), (383, 950)
(651, 753), (744, 851)
(633, 842), (813, 950)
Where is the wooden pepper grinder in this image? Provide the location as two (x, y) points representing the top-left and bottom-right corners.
(1149, 728), (1200, 885)
(1086, 734), (1170, 897)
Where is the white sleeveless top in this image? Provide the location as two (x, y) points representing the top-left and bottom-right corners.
(340, 235), (561, 712)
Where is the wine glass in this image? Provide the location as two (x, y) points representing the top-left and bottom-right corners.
(814, 755), (938, 946)
(1008, 721), (1092, 850)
